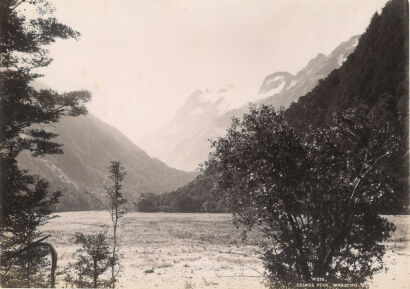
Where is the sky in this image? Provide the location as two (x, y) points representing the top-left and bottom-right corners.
(37, 0), (389, 144)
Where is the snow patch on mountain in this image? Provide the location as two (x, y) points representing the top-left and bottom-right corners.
(257, 80), (286, 100)
(337, 55), (347, 66)
(258, 71), (295, 99)
(334, 35), (360, 68)
(287, 80), (297, 89)
(184, 85), (256, 117)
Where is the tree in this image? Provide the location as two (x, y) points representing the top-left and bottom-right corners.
(106, 161), (127, 288)
(87, 161), (127, 288)
(63, 231), (111, 288)
(0, 0), (91, 286)
(203, 105), (400, 287)
(172, 195), (202, 212)
(0, 163), (60, 287)
(134, 193), (159, 212)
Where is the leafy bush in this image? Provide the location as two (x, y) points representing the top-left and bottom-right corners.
(203, 105), (400, 286)
(64, 232), (112, 288)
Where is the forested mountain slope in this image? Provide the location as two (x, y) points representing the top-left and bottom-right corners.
(285, 0), (408, 211)
(18, 114), (197, 211)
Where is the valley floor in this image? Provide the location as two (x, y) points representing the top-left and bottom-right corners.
(41, 212), (409, 289)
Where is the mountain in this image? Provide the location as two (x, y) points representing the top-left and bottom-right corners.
(139, 85), (248, 172)
(17, 114), (197, 211)
(286, 0), (408, 130)
(140, 35), (360, 171)
(140, 0), (408, 213)
(284, 0), (408, 212)
(259, 35), (359, 107)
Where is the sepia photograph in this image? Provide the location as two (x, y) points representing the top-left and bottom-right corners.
(0, 0), (409, 288)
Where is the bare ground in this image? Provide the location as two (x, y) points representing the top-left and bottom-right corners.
(40, 212), (409, 289)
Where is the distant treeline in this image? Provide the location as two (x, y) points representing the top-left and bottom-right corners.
(134, 175), (228, 213)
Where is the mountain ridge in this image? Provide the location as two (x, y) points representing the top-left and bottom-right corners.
(140, 35), (360, 171)
(17, 113), (197, 211)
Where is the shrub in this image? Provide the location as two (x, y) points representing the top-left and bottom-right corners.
(203, 105), (399, 286)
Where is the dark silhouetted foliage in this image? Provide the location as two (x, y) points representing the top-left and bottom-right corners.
(285, 0), (408, 213)
(134, 175), (228, 213)
(204, 105), (400, 286)
(0, 0), (90, 286)
(63, 232), (112, 288)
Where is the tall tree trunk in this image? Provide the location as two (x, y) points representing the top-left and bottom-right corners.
(111, 222), (117, 288)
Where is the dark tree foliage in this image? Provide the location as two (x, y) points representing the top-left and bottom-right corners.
(134, 175), (228, 213)
(171, 195), (203, 212)
(0, 0), (90, 286)
(203, 105), (400, 286)
(0, 158), (60, 287)
(63, 232), (112, 288)
(134, 193), (160, 212)
(285, 0), (409, 213)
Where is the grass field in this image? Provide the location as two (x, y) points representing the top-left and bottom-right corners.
(40, 212), (409, 289)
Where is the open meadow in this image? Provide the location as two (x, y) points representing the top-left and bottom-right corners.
(41, 212), (410, 289)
